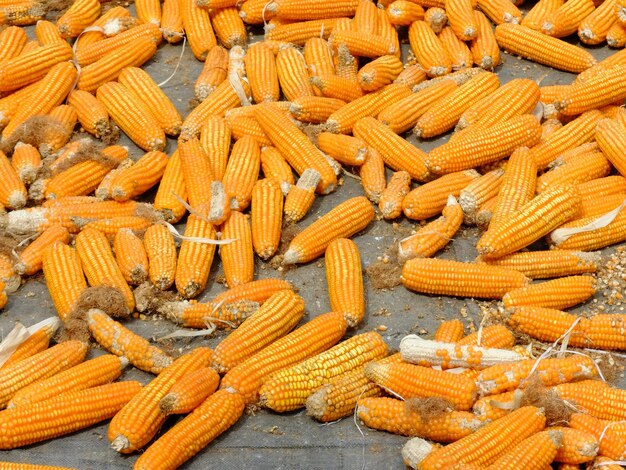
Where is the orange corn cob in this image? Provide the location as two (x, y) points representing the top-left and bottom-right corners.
(0, 81), (40, 128)
(483, 250), (599, 278)
(478, 0), (521, 24)
(439, 26), (473, 70)
(488, 430), (562, 470)
(239, 0), (277, 23)
(353, 0), (379, 34)
(310, 73), (363, 102)
(283, 169), (319, 224)
(456, 325), (515, 348)
(402, 170), (479, 220)
(509, 306), (626, 350)
(108, 347), (212, 453)
(379, 171), (411, 219)
(398, 196), (463, 261)
(0, 41), (73, 93)
(388, 0), (424, 25)
(109, 225), (149, 285)
(317, 132), (367, 166)
(365, 361), (476, 410)
(199, 115), (231, 181)
(75, 228), (134, 312)
(424, 8), (447, 33)
(271, 0), (358, 19)
(159, 367), (220, 415)
(118, 67), (181, 136)
(576, 192), (626, 219)
(459, 168), (504, 217)
(476, 355), (597, 396)
(403, 258), (528, 298)
(325, 238), (364, 327)
(408, 20), (452, 77)
(550, 208), (626, 251)
(228, 114), (272, 146)
(43, 105), (77, 154)
(134, 388), (244, 470)
(222, 135), (261, 211)
(558, 66), (626, 116)
(109, 150), (168, 202)
(523, 0), (564, 29)
(490, 147), (537, 228)
(74, 6), (132, 50)
(503, 275), (595, 310)
(0, 340), (88, 409)
(77, 36), (157, 93)
(78, 216), (152, 237)
(569, 414), (626, 460)
(259, 331), (388, 412)
(553, 380), (626, 421)
(290, 96), (346, 124)
(211, 7), (246, 48)
(578, 0), (616, 44)
(179, 137), (213, 213)
(419, 406), (546, 469)
(180, 0), (216, 60)
(578, 175), (626, 198)
(330, 30), (396, 58)
(260, 146), (294, 187)
(211, 290), (304, 373)
(8, 354), (127, 409)
(221, 311), (347, 403)
(359, 147), (386, 203)
(476, 185), (581, 258)
(266, 18), (340, 44)
(0, 26), (26, 62)
(220, 211), (254, 287)
(175, 215), (217, 298)
(596, 117), (626, 177)
(378, 79), (458, 133)
(161, 0), (184, 42)
(194, 45), (228, 101)
(542, 0), (595, 37)
(251, 178), (283, 260)
(284, 196), (374, 264)
(56, 0), (100, 38)
(67, 89), (112, 139)
(472, 390), (516, 421)
(0, 253), (17, 293)
(87, 308), (171, 375)
(42, 243), (87, 320)
(551, 427), (599, 464)
(357, 55), (404, 92)
(353, 116), (429, 180)
(255, 102), (336, 194)
(541, 118), (563, 139)
(446, 0), (477, 40)
(607, 21), (626, 47)
(537, 151), (611, 193)
(10, 142), (40, 185)
(434, 319), (465, 343)
(0, 381), (141, 450)
(245, 43), (279, 103)
(153, 150), (186, 223)
(0, 318), (61, 370)
(35, 20), (64, 45)
(276, 45), (315, 101)
(96, 82), (164, 152)
(394, 64), (427, 88)
(143, 223), (177, 290)
(414, 72), (500, 138)
(470, 10), (501, 70)
(134, 0), (161, 25)
(357, 397), (483, 441)
(495, 23), (597, 72)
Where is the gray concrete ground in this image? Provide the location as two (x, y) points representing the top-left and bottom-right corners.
(0, 8), (624, 469)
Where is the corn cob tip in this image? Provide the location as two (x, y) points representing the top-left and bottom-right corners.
(282, 248), (301, 265)
(305, 386), (330, 419)
(110, 435), (130, 453)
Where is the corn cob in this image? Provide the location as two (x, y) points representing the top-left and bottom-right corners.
(375, 171), (410, 220)
(488, 430), (562, 470)
(73, 6), (131, 50)
(113, 228), (149, 286)
(8, 354), (127, 409)
(402, 258), (528, 299)
(211, 290), (304, 373)
(310, 74), (362, 102)
(541, 119), (563, 140)
(67, 90), (111, 138)
(542, 0), (595, 37)
(575, 192), (626, 220)
(0, 253), (17, 293)
(259, 331), (388, 412)
(283, 196), (374, 264)
(578, 0), (616, 44)
(408, 20), (452, 77)
(357, 55), (404, 92)
(472, 390), (516, 421)
(159, 0), (183, 42)
(439, 26), (473, 70)
(108, 347), (212, 454)
(477, 0), (521, 24)
(75, 228), (134, 312)
(456, 325), (515, 348)
(427, 114), (541, 175)
(244, 43), (279, 103)
(260, 146), (294, 187)
(314, 133), (363, 167)
(275, 45), (314, 101)
(0, 340), (88, 409)
(330, 29), (396, 58)
(211, 7), (246, 48)
(180, 0), (216, 60)
(352, 0), (379, 34)
(359, 147), (386, 203)
(250, 178), (283, 260)
(194, 45), (228, 101)
(143, 224), (177, 290)
(503, 275), (595, 310)
(388, 0), (424, 25)
(0, 80), (39, 128)
(304, 37), (335, 79)
(290, 96), (345, 124)
(357, 397), (483, 441)
(550, 207), (626, 251)
(495, 23), (597, 72)
(578, 175), (626, 200)
(42, 243), (87, 320)
(595, 117), (626, 176)
(266, 18), (340, 44)
(477, 184), (581, 258)
(459, 168), (504, 217)
(0, 25), (26, 62)
(222, 135), (261, 211)
(433, 319), (465, 343)
(523, 0), (564, 29)
(380, 9), (402, 58)
(549, 427), (599, 464)
(468, 11), (501, 70)
(414, 72), (500, 138)
(34, 19), (64, 46)
(0, 318), (61, 370)
(239, 0), (277, 24)
(255, 103), (336, 194)
(134, 388), (244, 470)
(281, 169), (318, 224)
(158, 367), (219, 416)
(0, 150), (26, 209)
(484, 250), (599, 279)
(569, 414), (626, 460)
(553, 380), (626, 421)
(220, 211), (254, 287)
(607, 21), (626, 47)
(558, 65), (626, 116)
(402, 170), (479, 220)
(43, 105), (77, 154)
(56, 0), (100, 38)
(77, 216), (152, 237)
(151, 151), (186, 222)
(178, 137), (213, 214)
(199, 115), (231, 182)
(537, 151), (611, 194)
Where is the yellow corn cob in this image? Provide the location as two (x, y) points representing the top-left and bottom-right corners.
(179, 137), (213, 215)
(0, 319), (61, 370)
(196, 0), (238, 7)
(259, 331), (388, 412)
(56, 0), (100, 38)
(77, 216), (152, 237)
(0, 25), (26, 62)
(433, 319), (465, 342)
(541, 119), (563, 140)
(379, 171), (411, 219)
(553, 380), (626, 421)
(0, 340), (88, 409)
(547, 428), (599, 465)
(357, 55), (404, 92)
(75, 228), (134, 312)
(113, 228), (149, 286)
(42, 243), (87, 320)
(495, 23), (597, 72)
(67, 90), (111, 138)
(275, 45), (314, 101)
(118, 67), (182, 136)
(607, 21), (626, 47)
(427, 115), (541, 175)
(222, 135), (261, 211)
(194, 45), (228, 101)
(388, 0), (424, 25)
(35, 20), (64, 45)
(402, 170), (478, 220)
(73, 6), (132, 50)
(282, 169), (318, 224)
(459, 168), (504, 218)
(108, 347), (212, 453)
(558, 65), (626, 116)
(469, 10), (501, 70)
(211, 290), (304, 373)
(244, 43), (279, 103)
(2, 61), (76, 139)
(250, 178), (283, 260)
(569, 414), (626, 461)
(159, 367), (220, 416)
(15, 225), (69, 276)
(304, 37), (335, 79)
(394, 64), (428, 88)
(174, 216), (217, 298)
(408, 20), (452, 77)
(228, 114), (272, 146)
(161, 0), (184, 42)
(220, 211), (254, 287)
(95, 81), (164, 151)
(550, 206), (626, 251)
(472, 390), (516, 421)
(43, 105), (77, 154)
(330, 29), (395, 58)
(266, 18), (340, 45)
(180, 0), (216, 60)
(310, 74), (363, 102)
(457, 325), (515, 348)
(489, 147), (537, 228)
(334, 43), (359, 83)
(0, 150), (25, 210)
(402, 258), (528, 299)
(88, 308), (172, 375)
(488, 430), (562, 470)
(316, 132), (366, 166)
(260, 146), (294, 187)
(0, 381), (141, 450)
(439, 26), (473, 70)
(135, 0), (161, 25)
(198, 115), (230, 182)
(0, 253), (18, 293)
(578, 175), (626, 199)
(595, 117), (626, 176)
(523, 0), (564, 29)
(353, 116), (429, 180)
(0, 80), (39, 128)
(240, 0), (277, 24)
(152, 151), (185, 223)
(211, 7), (246, 48)
(134, 388), (244, 470)
(359, 147), (386, 203)
(284, 196), (374, 264)
(1, 1), (44, 26)
(483, 250), (599, 278)
(414, 72), (500, 138)
(537, 151), (611, 194)
(578, 0), (616, 44)
(325, 238), (365, 327)
(8, 354), (127, 409)
(477, 185), (581, 258)
(542, 0), (595, 37)
(353, 0), (379, 34)
(143, 223), (177, 290)
(109, 150), (168, 202)
(17, 39), (39, 55)
(272, 0), (358, 19)
(575, 192), (626, 220)
(447, 0), (478, 40)
(221, 311), (347, 403)
(290, 96), (346, 124)
(478, 0), (521, 24)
